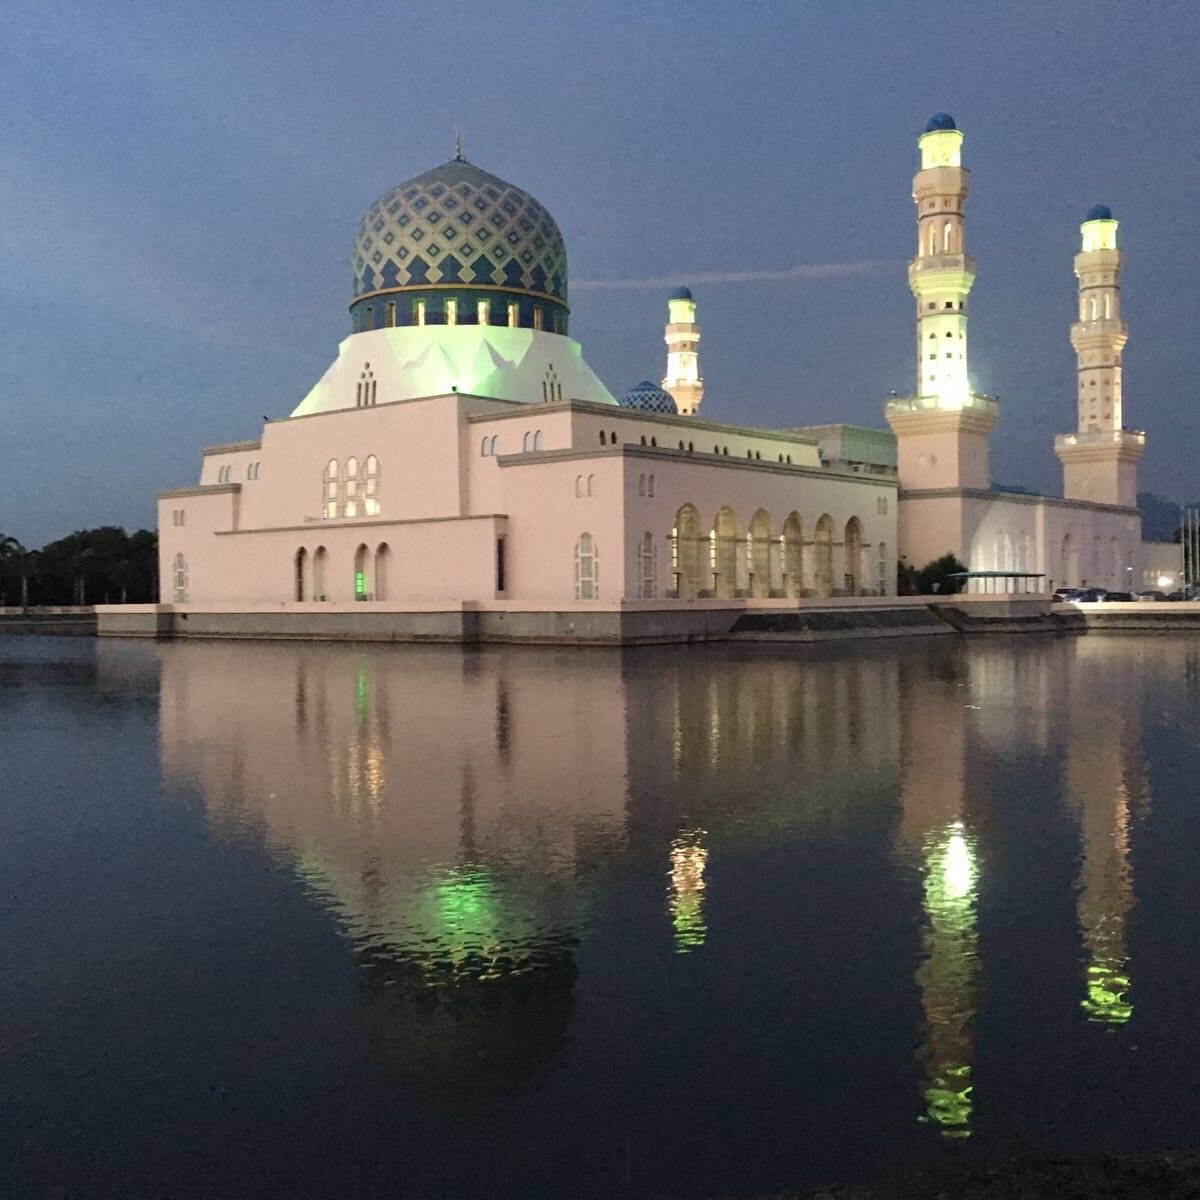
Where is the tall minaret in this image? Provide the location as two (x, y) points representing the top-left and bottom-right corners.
(662, 287), (703, 416)
(886, 114), (997, 492)
(1054, 206), (1144, 507)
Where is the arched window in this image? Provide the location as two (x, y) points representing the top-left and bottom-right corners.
(324, 458), (339, 519)
(354, 544), (371, 600)
(1104, 293), (1112, 319)
(600, 431), (607, 445)
(587, 474), (595, 497)
(345, 457), (360, 517)
(1090, 297), (1098, 320)
(844, 517), (864, 594)
(782, 513), (803, 598)
(648, 474), (655, 497)
(943, 221), (953, 252)
(490, 435), (499, 455)
(711, 507), (739, 599)
(481, 436), (492, 457)
(574, 533), (598, 600)
(638, 531), (657, 599)
(749, 509), (772, 598)
(313, 546), (328, 600)
(670, 504), (702, 599)
(172, 553), (188, 604)
(375, 543), (391, 601)
(533, 430), (544, 451)
(294, 548), (307, 601)
(575, 475), (584, 498)
(877, 541), (888, 596)
(638, 474), (646, 497)
(364, 455), (380, 516)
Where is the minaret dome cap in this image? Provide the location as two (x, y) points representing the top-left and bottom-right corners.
(924, 112), (957, 132)
(669, 286), (693, 301)
(1084, 204), (1114, 221)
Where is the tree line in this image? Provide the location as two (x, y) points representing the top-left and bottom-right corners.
(0, 527), (158, 607)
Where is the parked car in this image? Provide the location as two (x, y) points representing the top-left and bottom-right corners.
(1052, 588), (1084, 603)
(1102, 591), (1136, 602)
(1136, 590), (1167, 601)
(1069, 588), (1109, 603)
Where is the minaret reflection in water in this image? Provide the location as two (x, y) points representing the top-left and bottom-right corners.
(895, 653), (981, 1140)
(1063, 640), (1147, 1026)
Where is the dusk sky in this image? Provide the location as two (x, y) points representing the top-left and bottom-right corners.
(2, 1), (1198, 546)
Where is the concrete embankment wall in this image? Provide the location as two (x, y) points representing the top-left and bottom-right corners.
(92, 595), (1068, 645)
(0, 607), (97, 635)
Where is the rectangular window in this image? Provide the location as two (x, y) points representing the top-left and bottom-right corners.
(533, 306), (544, 331)
(446, 298), (458, 326)
(365, 306), (374, 330)
(496, 536), (507, 593)
(478, 299), (489, 325)
(507, 302), (518, 328)
(386, 302), (396, 327)
(355, 571), (366, 600)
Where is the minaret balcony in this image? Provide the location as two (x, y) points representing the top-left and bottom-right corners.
(887, 392), (997, 418)
(910, 253), (976, 273)
(1055, 428), (1145, 450)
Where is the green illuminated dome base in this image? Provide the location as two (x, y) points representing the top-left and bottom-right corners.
(351, 158), (570, 337)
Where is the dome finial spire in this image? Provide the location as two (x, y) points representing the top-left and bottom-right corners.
(453, 124), (464, 162)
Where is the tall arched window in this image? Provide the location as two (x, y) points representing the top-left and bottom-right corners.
(364, 455), (380, 516)
(648, 474), (655, 497)
(813, 514), (834, 597)
(324, 459), (339, 519)
(575, 533), (598, 600)
(671, 504), (703, 599)
(877, 541), (888, 596)
(312, 546), (329, 599)
(345, 457), (360, 517)
(294, 548), (307, 602)
(638, 474), (646, 497)
(354, 544), (371, 600)
(172, 553), (188, 604)
(844, 517), (864, 594)
(639, 531), (656, 599)
(481, 437), (492, 457)
(782, 513), (803, 598)
(523, 431), (534, 452)
(943, 221), (953, 252)
(533, 430), (544, 451)
(374, 543), (391, 601)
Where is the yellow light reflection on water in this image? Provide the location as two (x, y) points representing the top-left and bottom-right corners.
(917, 820), (979, 1139)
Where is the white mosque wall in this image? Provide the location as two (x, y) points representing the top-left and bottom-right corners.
(898, 490), (1142, 591)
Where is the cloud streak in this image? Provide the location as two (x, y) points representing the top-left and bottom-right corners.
(573, 258), (899, 291)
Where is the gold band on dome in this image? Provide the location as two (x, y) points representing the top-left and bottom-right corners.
(349, 282), (570, 312)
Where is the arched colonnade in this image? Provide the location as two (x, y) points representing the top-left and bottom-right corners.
(294, 543), (392, 602)
(668, 505), (874, 600)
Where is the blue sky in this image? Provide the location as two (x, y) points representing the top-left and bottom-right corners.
(2, 0), (1198, 545)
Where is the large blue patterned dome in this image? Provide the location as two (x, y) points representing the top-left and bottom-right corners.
(618, 381), (678, 414)
(350, 158), (569, 335)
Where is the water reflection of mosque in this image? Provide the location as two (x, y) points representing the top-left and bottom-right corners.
(156, 636), (1159, 1119)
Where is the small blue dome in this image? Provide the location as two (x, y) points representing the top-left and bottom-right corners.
(618, 381), (678, 415)
(1085, 204), (1113, 222)
(670, 286), (693, 301)
(925, 112), (957, 132)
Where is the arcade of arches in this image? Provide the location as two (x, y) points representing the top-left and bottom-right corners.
(668, 505), (876, 600)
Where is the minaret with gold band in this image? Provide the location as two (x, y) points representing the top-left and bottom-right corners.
(662, 287), (703, 416)
(886, 114), (997, 492)
(1054, 206), (1145, 507)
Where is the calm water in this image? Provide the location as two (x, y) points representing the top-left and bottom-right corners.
(3, 634), (1200, 1198)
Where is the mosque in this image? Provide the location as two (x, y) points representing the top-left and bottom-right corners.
(134, 114), (1145, 642)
